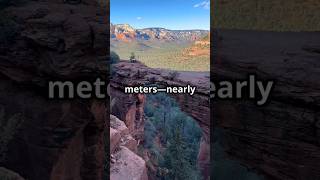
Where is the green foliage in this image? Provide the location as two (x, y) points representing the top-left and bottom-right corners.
(129, 52), (135, 60)
(111, 41), (209, 71)
(129, 52), (137, 63)
(144, 119), (157, 149)
(143, 93), (202, 180)
(110, 51), (120, 64)
(161, 120), (202, 180)
(202, 34), (210, 41)
(110, 51), (120, 77)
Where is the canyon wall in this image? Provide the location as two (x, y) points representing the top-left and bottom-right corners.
(110, 115), (148, 180)
(0, 1), (108, 179)
(110, 61), (210, 179)
(212, 30), (320, 180)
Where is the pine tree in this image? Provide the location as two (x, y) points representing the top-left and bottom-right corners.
(161, 118), (198, 180)
(130, 52), (136, 62)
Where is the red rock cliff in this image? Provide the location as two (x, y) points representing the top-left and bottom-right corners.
(110, 61), (210, 179)
(0, 0), (109, 179)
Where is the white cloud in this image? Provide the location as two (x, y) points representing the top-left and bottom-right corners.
(194, 1), (210, 10)
(136, 17), (142, 20)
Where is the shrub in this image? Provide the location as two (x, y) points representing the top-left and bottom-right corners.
(144, 119), (157, 149)
(130, 52), (135, 60)
(130, 52), (137, 63)
(110, 51), (120, 77)
(110, 51), (120, 64)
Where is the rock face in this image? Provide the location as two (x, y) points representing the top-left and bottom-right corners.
(110, 61), (210, 179)
(110, 115), (147, 180)
(0, 1), (108, 180)
(110, 23), (209, 41)
(110, 128), (122, 153)
(212, 30), (320, 180)
(0, 167), (25, 180)
(184, 34), (210, 57)
(111, 146), (148, 180)
(110, 87), (146, 142)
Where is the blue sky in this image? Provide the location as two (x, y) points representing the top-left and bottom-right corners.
(111, 0), (210, 30)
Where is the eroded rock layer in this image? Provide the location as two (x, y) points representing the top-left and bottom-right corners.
(0, 1), (108, 180)
(110, 115), (148, 180)
(212, 30), (320, 180)
(110, 61), (210, 179)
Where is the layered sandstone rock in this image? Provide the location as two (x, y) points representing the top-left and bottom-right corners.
(111, 146), (148, 180)
(110, 23), (208, 41)
(110, 115), (139, 152)
(0, 1), (108, 180)
(111, 115), (129, 136)
(110, 61), (210, 179)
(212, 30), (320, 180)
(110, 128), (121, 153)
(110, 86), (146, 142)
(110, 115), (147, 180)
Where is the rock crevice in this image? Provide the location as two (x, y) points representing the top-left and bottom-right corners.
(110, 61), (210, 179)
(110, 115), (148, 180)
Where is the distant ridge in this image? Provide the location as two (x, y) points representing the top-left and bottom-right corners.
(110, 23), (209, 42)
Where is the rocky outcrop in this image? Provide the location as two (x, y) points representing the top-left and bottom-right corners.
(110, 61), (210, 179)
(110, 128), (122, 153)
(184, 34), (210, 57)
(111, 146), (148, 180)
(0, 1), (108, 180)
(110, 85), (147, 144)
(110, 115), (147, 180)
(110, 115), (138, 153)
(212, 30), (320, 180)
(0, 167), (25, 180)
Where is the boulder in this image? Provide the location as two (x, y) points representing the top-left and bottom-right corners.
(110, 115), (129, 136)
(110, 146), (148, 180)
(110, 128), (121, 154)
(120, 135), (138, 153)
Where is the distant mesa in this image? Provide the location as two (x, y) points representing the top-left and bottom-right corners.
(110, 23), (209, 42)
(183, 33), (210, 57)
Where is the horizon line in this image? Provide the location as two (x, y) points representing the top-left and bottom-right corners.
(111, 23), (210, 31)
